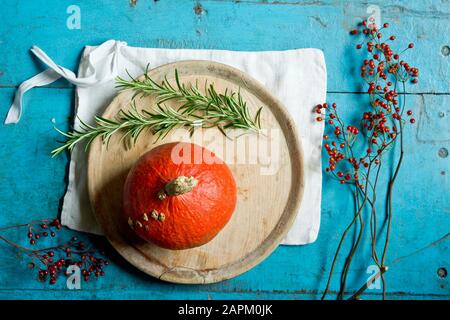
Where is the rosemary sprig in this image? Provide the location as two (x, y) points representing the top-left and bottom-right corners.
(117, 67), (262, 130)
(51, 104), (197, 157)
(52, 68), (262, 157)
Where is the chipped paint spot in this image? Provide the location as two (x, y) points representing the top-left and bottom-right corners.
(129, 0), (137, 7)
(441, 45), (450, 56)
(194, 2), (206, 16)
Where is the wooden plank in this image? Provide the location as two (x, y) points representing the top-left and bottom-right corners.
(0, 0), (448, 93)
(0, 87), (448, 298)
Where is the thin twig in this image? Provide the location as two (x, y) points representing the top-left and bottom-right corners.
(321, 164), (372, 300)
(338, 191), (365, 299)
(380, 82), (406, 299)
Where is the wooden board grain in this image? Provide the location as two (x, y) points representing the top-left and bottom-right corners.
(87, 61), (304, 284)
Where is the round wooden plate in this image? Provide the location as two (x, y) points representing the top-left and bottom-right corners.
(88, 60), (304, 284)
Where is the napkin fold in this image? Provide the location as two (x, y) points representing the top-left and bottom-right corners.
(6, 40), (326, 245)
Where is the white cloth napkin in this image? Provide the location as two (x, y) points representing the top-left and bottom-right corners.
(5, 40), (326, 245)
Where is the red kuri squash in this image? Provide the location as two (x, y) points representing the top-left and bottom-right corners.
(123, 142), (237, 250)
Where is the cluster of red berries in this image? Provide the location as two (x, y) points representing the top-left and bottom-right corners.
(27, 219), (61, 245)
(346, 125), (359, 135)
(34, 235), (108, 285)
(315, 102), (335, 122)
(323, 141), (346, 172)
(336, 170), (358, 184)
(316, 21), (418, 185)
(0, 218), (109, 286)
(362, 111), (393, 138)
(352, 20), (419, 85)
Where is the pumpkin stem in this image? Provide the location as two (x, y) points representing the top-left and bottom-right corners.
(158, 176), (198, 199)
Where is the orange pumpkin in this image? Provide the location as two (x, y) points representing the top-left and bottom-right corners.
(123, 142), (237, 250)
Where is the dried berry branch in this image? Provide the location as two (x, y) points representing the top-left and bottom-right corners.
(319, 20), (418, 300)
(0, 218), (108, 285)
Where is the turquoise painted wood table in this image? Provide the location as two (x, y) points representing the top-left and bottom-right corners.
(0, 0), (448, 300)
